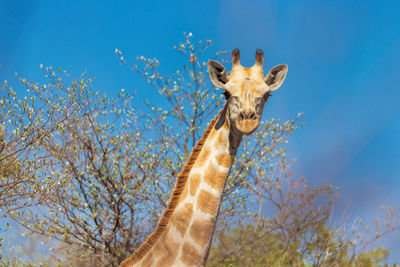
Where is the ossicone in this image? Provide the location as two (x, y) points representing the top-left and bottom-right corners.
(255, 49), (264, 66)
(232, 48), (240, 65)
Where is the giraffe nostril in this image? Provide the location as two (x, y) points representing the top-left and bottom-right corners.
(238, 111), (257, 121)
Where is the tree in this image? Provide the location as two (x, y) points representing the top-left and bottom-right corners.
(207, 176), (400, 266)
(1, 34), (399, 266)
(0, 72), (85, 249)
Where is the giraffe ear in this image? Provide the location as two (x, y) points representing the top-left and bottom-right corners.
(208, 60), (229, 88)
(215, 102), (228, 130)
(264, 64), (288, 91)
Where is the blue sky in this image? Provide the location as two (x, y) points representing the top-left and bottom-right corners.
(1, 0), (400, 262)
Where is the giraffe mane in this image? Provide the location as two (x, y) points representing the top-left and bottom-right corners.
(121, 108), (224, 266)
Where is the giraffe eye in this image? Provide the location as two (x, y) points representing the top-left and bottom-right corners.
(222, 90), (231, 100)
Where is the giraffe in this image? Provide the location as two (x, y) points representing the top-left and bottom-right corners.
(121, 49), (288, 267)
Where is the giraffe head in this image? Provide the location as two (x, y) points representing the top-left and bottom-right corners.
(208, 49), (288, 134)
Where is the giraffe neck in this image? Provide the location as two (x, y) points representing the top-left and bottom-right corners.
(171, 111), (241, 267)
(121, 109), (242, 267)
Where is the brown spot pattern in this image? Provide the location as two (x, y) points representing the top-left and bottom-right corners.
(190, 219), (214, 247)
(193, 146), (211, 168)
(215, 153), (232, 168)
(197, 190), (218, 215)
(215, 131), (229, 150)
(170, 203), (193, 236)
(181, 242), (202, 265)
(207, 127), (218, 140)
(153, 231), (179, 267)
(189, 174), (201, 196)
(204, 162), (228, 191)
(179, 183), (188, 202)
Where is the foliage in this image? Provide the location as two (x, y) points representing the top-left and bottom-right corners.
(207, 175), (399, 266)
(0, 70), (86, 247)
(0, 34), (399, 266)
(208, 223), (396, 267)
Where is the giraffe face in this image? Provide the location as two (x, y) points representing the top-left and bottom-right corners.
(223, 77), (268, 134)
(208, 49), (288, 135)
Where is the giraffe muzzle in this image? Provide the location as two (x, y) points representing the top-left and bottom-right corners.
(238, 111), (257, 121)
(236, 111), (260, 134)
